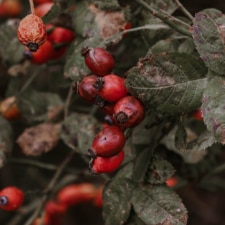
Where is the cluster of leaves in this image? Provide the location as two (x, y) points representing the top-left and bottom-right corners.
(1, 0), (225, 225)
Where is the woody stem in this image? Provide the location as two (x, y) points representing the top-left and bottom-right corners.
(29, 0), (35, 14)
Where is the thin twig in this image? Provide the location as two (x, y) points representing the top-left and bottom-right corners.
(29, 0), (35, 14)
(134, 0), (192, 37)
(6, 199), (39, 225)
(24, 151), (75, 225)
(64, 83), (74, 119)
(18, 70), (40, 94)
(174, 0), (194, 21)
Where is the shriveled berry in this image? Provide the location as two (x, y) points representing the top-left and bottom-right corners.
(90, 150), (124, 174)
(77, 75), (99, 103)
(93, 74), (127, 102)
(81, 47), (115, 76)
(0, 186), (24, 211)
(88, 125), (125, 158)
(17, 14), (47, 52)
(113, 96), (145, 128)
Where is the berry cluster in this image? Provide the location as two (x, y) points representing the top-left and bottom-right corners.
(32, 183), (103, 225)
(17, 1), (75, 64)
(0, 186), (24, 211)
(24, 24), (75, 64)
(77, 47), (145, 174)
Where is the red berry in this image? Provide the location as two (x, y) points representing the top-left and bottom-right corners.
(47, 27), (75, 44)
(90, 150), (124, 174)
(101, 102), (115, 116)
(44, 200), (68, 216)
(93, 185), (103, 207)
(25, 40), (54, 64)
(77, 75), (99, 103)
(93, 74), (127, 102)
(166, 177), (178, 187)
(34, 2), (54, 18)
(0, 186), (24, 211)
(0, 0), (22, 18)
(57, 183), (96, 207)
(81, 47), (115, 76)
(34, 0), (53, 4)
(51, 46), (67, 60)
(89, 125), (125, 158)
(191, 109), (203, 121)
(17, 14), (47, 52)
(113, 96), (145, 128)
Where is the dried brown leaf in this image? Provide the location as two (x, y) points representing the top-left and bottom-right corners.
(89, 4), (127, 42)
(17, 123), (61, 156)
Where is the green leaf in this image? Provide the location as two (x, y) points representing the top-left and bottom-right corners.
(70, 1), (127, 42)
(17, 88), (63, 122)
(192, 10), (225, 75)
(161, 126), (209, 163)
(201, 76), (225, 143)
(146, 156), (175, 184)
(92, 0), (120, 11)
(42, 4), (64, 24)
(103, 178), (135, 225)
(60, 113), (100, 154)
(151, 38), (180, 54)
(0, 22), (24, 64)
(70, 1), (100, 38)
(175, 120), (187, 151)
(133, 147), (153, 183)
(0, 117), (13, 168)
(186, 130), (217, 152)
(132, 184), (188, 225)
(125, 53), (208, 115)
(178, 38), (195, 54)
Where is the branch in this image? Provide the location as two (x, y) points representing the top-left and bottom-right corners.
(174, 0), (194, 21)
(29, 0), (35, 14)
(134, 0), (192, 37)
(23, 151), (75, 225)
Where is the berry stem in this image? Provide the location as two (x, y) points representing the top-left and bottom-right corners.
(29, 0), (35, 14)
(174, 0), (194, 21)
(134, 0), (192, 37)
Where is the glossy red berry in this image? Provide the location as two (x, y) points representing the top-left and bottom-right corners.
(81, 47), (115, 76)
(24, 40), (54, 64)
(113, 96), (145, 128)
(88, 125), (125, 158)
(57, 183), (96, 207)
(0, 186), (24, 211)
(90, 150), (124, 174)
(93, 74), (127, 102)
(17, 14), (47, 52)
(47, 27), (75, 44)
(77, 75), (99, 103)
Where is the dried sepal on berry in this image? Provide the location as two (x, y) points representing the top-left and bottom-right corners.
(17, 13), (47, 52)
